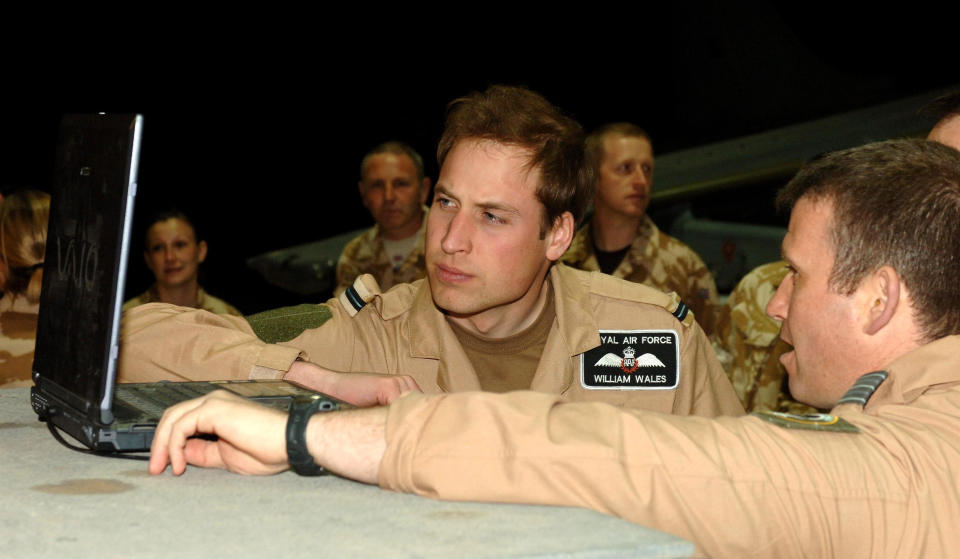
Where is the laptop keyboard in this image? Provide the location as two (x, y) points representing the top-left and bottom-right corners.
(114, 382), (220, 421)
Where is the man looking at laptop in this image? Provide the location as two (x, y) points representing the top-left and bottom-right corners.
(120, 85), (741, 416)
(149, 138), (960, 557)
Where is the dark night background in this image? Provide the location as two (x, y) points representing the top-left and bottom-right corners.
(2, 5), (953, 313)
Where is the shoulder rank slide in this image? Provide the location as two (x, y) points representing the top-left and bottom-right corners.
(338, 274), (380, 317)
(752, 411), (860, 433)
(836, 370), (888, 407)
(672, 301), (689, 322)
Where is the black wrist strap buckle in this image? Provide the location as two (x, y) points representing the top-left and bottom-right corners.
(286, 395), (331, 476)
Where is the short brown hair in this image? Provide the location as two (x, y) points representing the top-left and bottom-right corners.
(585, 122), (652, 183)
(776, 139), (960, 341)
(436, 85), (593, 226)
(360, 141), (426, 183)
(0, 190), (50, 303)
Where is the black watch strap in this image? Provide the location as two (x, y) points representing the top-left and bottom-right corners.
(286, 396), (328, 476)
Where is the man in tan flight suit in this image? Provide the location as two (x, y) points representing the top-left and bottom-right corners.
(711, 90), (960, 415)
(334, 141), (431, 297)
(120, 85), (742, 416)
(149, 139), (960, 558)
(562, 123), (719, 334)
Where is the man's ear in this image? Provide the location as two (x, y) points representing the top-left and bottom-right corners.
(864, 266), (901, 335)
(545, 212), (575, 261)
(197, 240), (208, 264)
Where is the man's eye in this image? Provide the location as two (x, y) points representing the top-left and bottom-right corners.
(483, 212), (505, 225)
(434, 197), (453, 208)
(618, 164), (633, 174)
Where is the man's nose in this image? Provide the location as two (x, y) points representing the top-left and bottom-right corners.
(766, 272), (792, 321)
(440, 212), (471, 254)
(633, 169), (650, 189)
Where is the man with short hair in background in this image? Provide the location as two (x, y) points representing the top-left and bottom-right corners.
(563, 123), (719, 334)
(334, 141), (431, 296)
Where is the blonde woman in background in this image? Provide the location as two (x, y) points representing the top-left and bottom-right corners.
(0, 190), (49, 388)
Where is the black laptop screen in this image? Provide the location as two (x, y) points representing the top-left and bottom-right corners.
(33, 114), (139, 419)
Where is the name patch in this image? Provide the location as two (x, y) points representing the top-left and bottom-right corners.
(580, 330), (679, 390)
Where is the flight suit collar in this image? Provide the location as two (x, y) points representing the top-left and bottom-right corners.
(547, 263), (603, 357)
(527, 264), (603, 393)
(861, 335), (960, 410)
(402, 264), (601, 394)
(403, 279), (481, 392)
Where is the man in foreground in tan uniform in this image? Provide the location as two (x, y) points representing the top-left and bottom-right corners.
(120, 85), (742, 416)
(334, 141), (431, 297)
(562, 123), (719, 334)
(150, 139), (960, 557)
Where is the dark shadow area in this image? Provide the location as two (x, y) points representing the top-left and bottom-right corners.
(2, 5), (950, 312)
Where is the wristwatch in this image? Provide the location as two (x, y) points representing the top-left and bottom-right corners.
(286, 395), (329, 476)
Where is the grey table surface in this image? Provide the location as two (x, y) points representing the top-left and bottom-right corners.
(0, 388), (695, 559)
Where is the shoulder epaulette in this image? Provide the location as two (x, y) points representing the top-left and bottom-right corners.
(836, 370), (888, 407)
(587, 270), (696, 328)
(338, 274), (381, 317)
(661, 292), (695, 328)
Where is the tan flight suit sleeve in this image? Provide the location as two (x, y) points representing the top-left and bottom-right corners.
(118, 303), (303, 382)
(379, 391), (909, 558)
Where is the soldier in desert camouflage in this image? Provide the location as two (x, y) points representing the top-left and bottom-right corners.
(562, 123), (718, 334)
(334, 141), (431, 297)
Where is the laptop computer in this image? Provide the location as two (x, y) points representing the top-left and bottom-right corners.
(31, 113), (340, 453)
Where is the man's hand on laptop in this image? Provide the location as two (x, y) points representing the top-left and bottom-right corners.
(283, 360), (422, 407)
(149, 389), (388, 483)
(148, 390), (288, 476)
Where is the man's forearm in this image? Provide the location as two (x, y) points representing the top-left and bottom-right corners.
(305, 406), (388, 484)
(284, 359), (333, 392)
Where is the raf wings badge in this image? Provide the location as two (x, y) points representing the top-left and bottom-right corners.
(580, 330), (679, 390)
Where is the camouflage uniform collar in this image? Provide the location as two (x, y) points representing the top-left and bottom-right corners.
(838, 335), (960, 411)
